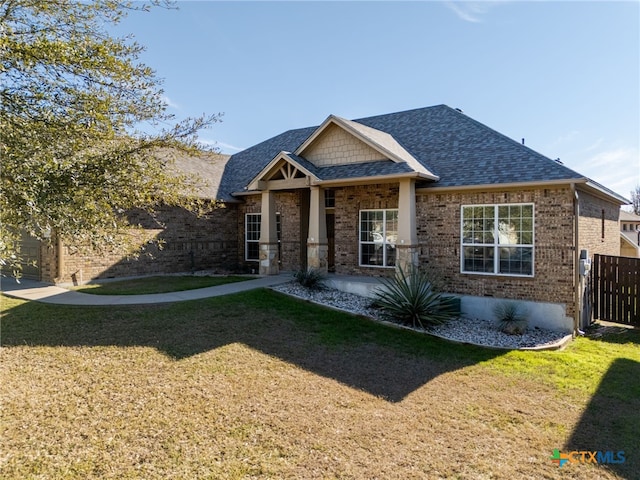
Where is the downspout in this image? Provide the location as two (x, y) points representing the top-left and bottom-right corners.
(572, 184), (580, 336)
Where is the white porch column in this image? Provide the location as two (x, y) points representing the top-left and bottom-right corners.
(396, 178), (419, 272)
(259, 190), (279, 275)
(307, 186), (328, 272)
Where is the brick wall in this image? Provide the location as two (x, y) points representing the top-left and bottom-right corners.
(39, 237), (58, 283)
(415, 187), (577, 316)
(238, 192), (305, 272)
(577, 190), (620, 257)
(49, 202), (238, 284)
(304, 124), (386, 166)
(333, 184), (399, 276)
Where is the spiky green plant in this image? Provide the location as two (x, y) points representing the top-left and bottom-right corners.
(372, 266), (457, 329)
(493, 301), (529, 335)
(293, 268), (325, 290)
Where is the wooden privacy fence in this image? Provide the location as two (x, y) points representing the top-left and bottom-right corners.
(591, 254), (640, 327)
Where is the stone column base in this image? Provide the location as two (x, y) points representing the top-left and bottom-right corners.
(395, 244), (419, 273)
(307, 242), (328, 272)
(259, 242), (279, 275)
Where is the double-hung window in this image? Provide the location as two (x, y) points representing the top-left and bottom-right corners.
(245, 213), (281, 262)
(359, 209), (398, 267)
(245, 213), (261, 261)
(461, 204), (534, 276)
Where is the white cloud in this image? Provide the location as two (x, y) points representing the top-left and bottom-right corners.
(217, 141), (245, 153)
(197, 138), (245, 153)
(579, 147), (640, 199)
(444, 1), (508, 23)
(161, 95), (180, 110)
(581, 138), (604, 153)
(550, 130), (580, 147)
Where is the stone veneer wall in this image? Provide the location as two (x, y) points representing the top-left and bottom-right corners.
(238, 192), (304, 272)
(46, 203), (238, 284)
(577, 189), (621, 257)
(415, 187), (577, 317)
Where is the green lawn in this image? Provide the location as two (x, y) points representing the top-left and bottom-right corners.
(72, 275), (252, 295)
(1, 289), (638, 479)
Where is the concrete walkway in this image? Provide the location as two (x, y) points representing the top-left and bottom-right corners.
(0, 275), (292, 306)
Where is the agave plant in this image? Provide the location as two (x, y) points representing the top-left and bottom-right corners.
(493, 301), (529, 335)
(293, 268), (325, 290)
(372, 266), (456, 329)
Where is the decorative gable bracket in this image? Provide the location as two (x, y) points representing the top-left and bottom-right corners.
(247, 152), (319, 191)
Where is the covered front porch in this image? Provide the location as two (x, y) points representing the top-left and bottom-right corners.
(253, 176), (421, 277)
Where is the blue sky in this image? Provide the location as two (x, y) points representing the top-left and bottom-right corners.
(112, 1), (639, 201)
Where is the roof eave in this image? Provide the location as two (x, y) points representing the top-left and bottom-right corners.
(416, 178), (589, 194)
(620, 233), (640, 249)
(580, 180), (631, 205)
(316, 171), (437, 187)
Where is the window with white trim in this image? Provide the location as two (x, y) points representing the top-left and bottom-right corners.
(461, 204), (534, 276)
(245, 213), (281, 262)
(245, 213), (261, 261)
(359, 209), (398, 267)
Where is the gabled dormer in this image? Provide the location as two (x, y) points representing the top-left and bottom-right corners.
(295, 115), (438, 179)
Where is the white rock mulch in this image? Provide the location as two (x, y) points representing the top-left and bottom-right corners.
(272, 282), (571, 350)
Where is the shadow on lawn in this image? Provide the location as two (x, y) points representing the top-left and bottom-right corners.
(564, 357), (640, 479)
(585, 324), (640, 346)
(0, 289), (505, 402)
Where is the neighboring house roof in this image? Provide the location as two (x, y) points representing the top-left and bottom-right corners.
(216, 104), (629, 203)
(170, 151), (232, 200)
(620, 210), (640, 222)
(621, 230), (640, 253)
(620, 210), (640, 256)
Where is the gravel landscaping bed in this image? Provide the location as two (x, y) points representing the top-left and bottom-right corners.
(273, 282), (570, 350)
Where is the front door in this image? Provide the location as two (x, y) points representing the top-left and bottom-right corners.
(326, 213), (335, 272)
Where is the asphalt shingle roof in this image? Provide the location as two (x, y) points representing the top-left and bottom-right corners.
(217, 105), (599, 201)
(353, 105), (585, 189)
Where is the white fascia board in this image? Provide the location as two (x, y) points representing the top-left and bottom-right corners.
(581, 180), (631, 205)
(294, 115), (341, 157)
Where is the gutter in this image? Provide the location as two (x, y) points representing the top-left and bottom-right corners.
(416, 178), (588, 194)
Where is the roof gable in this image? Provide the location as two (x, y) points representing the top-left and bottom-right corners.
(621, 231), (640, 251)
(300, 121), (387, 166)
(247, 151), (319, 191)
(295, 115), (438, 179)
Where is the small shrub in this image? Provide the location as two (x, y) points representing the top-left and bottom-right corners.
(293, 268), (325, 290)
(494, 301), (529, 335)
(372, 266), (456, 329)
